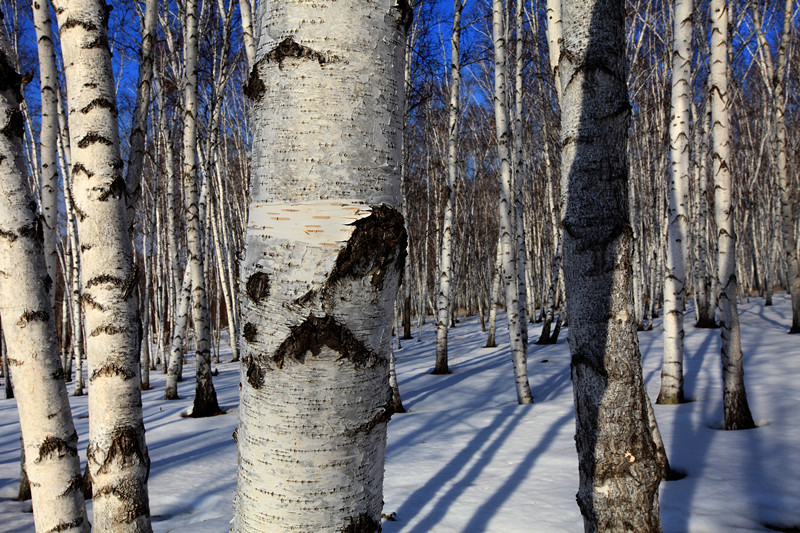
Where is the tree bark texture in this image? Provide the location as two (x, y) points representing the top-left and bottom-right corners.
(232, 1), (408, 531)
(51, 0), (152, 528)
(559, 0), (663, 530)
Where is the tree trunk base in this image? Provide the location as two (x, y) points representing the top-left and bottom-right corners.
(695, 317), (720, 328)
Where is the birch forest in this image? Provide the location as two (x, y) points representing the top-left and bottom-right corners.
(0, 0), (798, 531)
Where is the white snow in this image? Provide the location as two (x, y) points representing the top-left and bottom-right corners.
(2, 295), (799, 532)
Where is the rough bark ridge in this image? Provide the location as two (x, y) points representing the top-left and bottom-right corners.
(560, 0), (663, 530)
(51, 0), (152, 529)
(0, 34), (89, 533)
(232, 1), (407, 530)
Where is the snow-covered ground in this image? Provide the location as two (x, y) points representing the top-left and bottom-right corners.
(2, 295), (799, 532)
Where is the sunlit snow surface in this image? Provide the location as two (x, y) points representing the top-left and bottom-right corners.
(2, 295), (799, 532)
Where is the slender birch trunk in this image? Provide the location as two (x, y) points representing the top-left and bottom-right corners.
(709, 0), (755, 431)
(51, 0), (153, 527)
(0, 35), (89, 533)
(513, 0), (529, 348)
(434, 0), (462, 375)
(232, 1), (408, 530)
(31, 0), (60, 309)
(165, 266), (192, 399)
(658, 0), (692, 405)
(183, 0), (220, 418)
(493, 0), (532, 405)
(560, 0), (663, 530)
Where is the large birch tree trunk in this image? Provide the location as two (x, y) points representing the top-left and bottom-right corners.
(51, 0), (153, 528)
(493, 0), (532, 405)
(434, 0), (462, 375)
(0, 32), (89, 533)
(658, 0), (692, 405)
(709, 0), (755, 431)
(231, 1), (408, 530)
(560, 0), (663, 530)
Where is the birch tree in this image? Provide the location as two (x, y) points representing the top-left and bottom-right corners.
(658, 0), (692, 405)
(183, 0), (221, 417)
(231, 0), (409, 530)
(434, 0), (463, 375)
(709, 0), (755, 431)
(51, 0), (153, 528)
(493, 0), (532, 405)
(0, 27), (89, 533)
(560, 0), (663, 529)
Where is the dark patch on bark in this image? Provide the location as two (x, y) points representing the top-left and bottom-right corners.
(80, 97), (116, 116)
(86, 273), (126, 288)
(18, 222), (38, 241)
(60, 474), (83, 497)
(1, 108), (24, 139)
(341, 513), (381, 533)
(84, 34), (110, 51)
(264, 36), (339, 70)
(51, 366), (65, 381)
(328, 205), (406, 290)
(93, 478), (150, 525)
(47, 515), (86, 532)
(34, 434), (78, 464)
(89, 324), (127, 337)
(243, 66), (266, 101)
(72, 163), (94, 178)
(5, 356), (22, 366)
(60, 18), (98, 33)
(90, 363), (136, 381)
(346, 404), (393, 437)
(16, 309), (49, 327)
(82, 461), (92, 499)
(0, 50), (24, 102)
(0, 154), (5, 164)
(77, 132), (113, 149)
(396, 0), (414, 32)
(246, 272), (270, 303)
(81, 292), (107, 311)
(0, 228), (18, 242)
(245, 357), (264, 389)
(272, 314), (379, 369)
(98, 174), (127, 202)
(242, 322), (257, 343)
(90, 425), (148, 477)
(42, 273), (53, 295)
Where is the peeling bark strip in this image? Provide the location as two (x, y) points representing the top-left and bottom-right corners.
(265, 36), (339, 69)
(345, 404), (393, 437)
(272, 314), (380, 369)
(328, 205), (407, 289)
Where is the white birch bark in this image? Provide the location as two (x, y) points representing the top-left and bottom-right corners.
(709, 0), (755, 431)
(658, 0), (692, 405)
(493, 0), (532, 405)
(183, 0), (220, 418)
(165, 265), (191, 399)
(513, 0), (529, 346)
(51, 0), (153, 527)
(32, 0), (60, 308)
(232, 1), (408, 530)
(560, 0), (663, 529)
(434, 0), (462, 375)
(0, 34), (90, 533)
